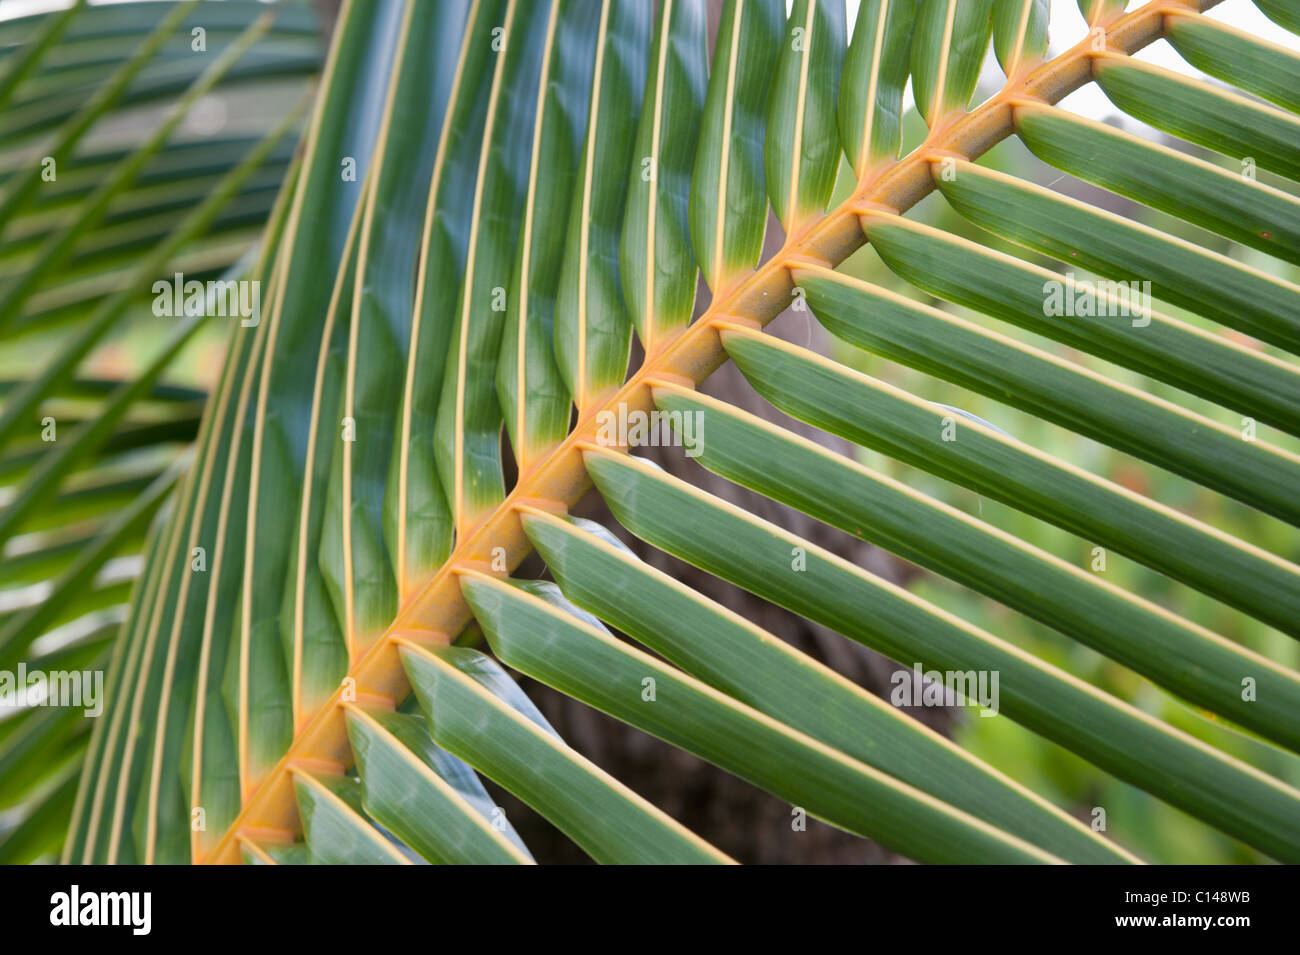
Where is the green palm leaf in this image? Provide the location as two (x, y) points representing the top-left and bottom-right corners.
(4, 0), (1299, 867)
(0, 0), (316, 861)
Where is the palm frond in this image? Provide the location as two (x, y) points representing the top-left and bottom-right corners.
(0, 0), (317, 862)
(5, 0), (1300, 866)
